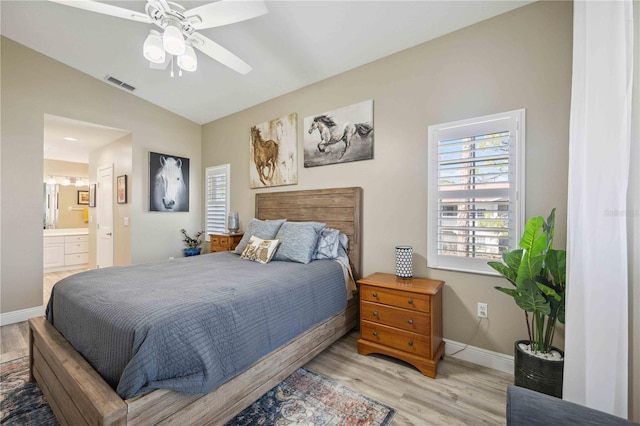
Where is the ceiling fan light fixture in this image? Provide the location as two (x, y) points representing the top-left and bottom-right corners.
(178, 44), (198, 72)
(163, 20), (186, 56)
(143, 30), (165, 63)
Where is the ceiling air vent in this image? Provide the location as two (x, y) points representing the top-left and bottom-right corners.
(105, 75), (136, 92)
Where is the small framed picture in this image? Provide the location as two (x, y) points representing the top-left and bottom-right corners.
(77, 190), (89, 205)
(89, 184), (96, 207)
(117, 175), (127, 204)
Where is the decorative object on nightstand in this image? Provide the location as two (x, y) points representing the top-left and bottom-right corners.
(395, 246), (413, 278)
(181, 228), (204, 256)
(209, 232), (244, 253)
(357, 272), (444, 378)
(228, 212), (240, 233)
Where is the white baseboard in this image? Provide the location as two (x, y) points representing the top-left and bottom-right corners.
(444, 338), (514, 374)
(0, 306), (45, 326)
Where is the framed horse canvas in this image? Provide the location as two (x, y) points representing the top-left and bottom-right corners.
(304, 100), (374, 167)
(249, 113), (298, 188)
(149, 151), (190, 212)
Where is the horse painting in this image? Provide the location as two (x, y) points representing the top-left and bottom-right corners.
(150, 153), (189, 212)
(303, 100), (374, 168)
(308, 115), (373, 159)
(251, 125), (279, 186)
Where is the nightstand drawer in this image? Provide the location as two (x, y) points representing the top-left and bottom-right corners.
(361, 320), (431, 357)
(209, 233), (243, 253)
(361, 301), (430, 334)
(360, 285), (431, 313)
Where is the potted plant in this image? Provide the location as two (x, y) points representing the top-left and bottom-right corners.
(181, 229), (204, 256)
(488, 208), (566, 398)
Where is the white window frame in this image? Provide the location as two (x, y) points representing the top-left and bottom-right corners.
(427, 109), (525, 275)
(205, 164), (230, 241)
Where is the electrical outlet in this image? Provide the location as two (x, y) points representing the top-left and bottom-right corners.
(477, 302), (488, 319)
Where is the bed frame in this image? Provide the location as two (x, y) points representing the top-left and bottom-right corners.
(29, 186), (362, 425)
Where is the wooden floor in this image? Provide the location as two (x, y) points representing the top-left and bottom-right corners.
(1, 269), (513, 425)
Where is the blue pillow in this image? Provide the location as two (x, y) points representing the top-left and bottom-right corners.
(233, 218), (286, 254)
(312, 227), (341, 260)
(273, 221), (325, 264)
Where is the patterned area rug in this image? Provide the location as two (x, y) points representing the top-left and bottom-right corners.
(1, 357), (395, 426)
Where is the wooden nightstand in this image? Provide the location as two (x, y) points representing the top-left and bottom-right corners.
(357, 272), (444, 378)
(209, 233), (244, 253)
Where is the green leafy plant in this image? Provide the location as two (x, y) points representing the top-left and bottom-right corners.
(180, 229), (204, 249)
(488, 208), (566, 354)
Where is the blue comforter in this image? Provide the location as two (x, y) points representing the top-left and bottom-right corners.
(46, 252), (347, 399)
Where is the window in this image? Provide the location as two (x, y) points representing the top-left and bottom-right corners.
(205, 164), (230, 240)
(427, 109), (525, 275)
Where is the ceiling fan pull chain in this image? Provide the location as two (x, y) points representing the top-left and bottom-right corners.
(170, 55), (175, 78)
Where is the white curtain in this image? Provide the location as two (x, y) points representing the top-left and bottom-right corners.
(565, 0), (634, 418)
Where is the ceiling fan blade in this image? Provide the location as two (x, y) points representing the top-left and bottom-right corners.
(190, 32), (252, 74)
(184, 0), (268, 30)
(48, 0), (152, 23)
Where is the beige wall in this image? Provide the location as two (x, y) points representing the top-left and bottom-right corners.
(202, 2), (573, 356)
(89, 134), (132, 268)
(0, 36), (201, 314)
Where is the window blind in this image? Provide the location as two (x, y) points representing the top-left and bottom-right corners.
(427, 109), (524, 274)
(437, 131), (511, 260)
(205, 164), (230, 236)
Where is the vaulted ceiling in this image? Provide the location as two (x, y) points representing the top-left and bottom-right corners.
(1, 1), (532, 125)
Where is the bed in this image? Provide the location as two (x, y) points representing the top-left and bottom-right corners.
(29, 186), (362, 425)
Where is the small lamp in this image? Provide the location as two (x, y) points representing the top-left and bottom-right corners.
(228, 212), (240, 233)
(395, 246), (413, 278)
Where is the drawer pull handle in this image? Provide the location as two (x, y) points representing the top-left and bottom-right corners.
(407, 299), (413, 305)
(408, 341), (414, 347)
(408, 319), (414, 325)
(373, 311), (378, 317)
(372, 331), (378, 337)
(372, 292), (378, 298)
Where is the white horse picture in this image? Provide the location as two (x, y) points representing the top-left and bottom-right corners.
(149, 152), (189, 212)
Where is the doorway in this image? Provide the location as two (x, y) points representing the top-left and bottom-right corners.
(42, 114), (131, 303)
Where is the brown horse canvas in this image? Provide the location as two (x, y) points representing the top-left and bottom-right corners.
(249, 113), (298, 188)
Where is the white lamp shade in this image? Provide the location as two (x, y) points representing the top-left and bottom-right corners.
(163, 22), (185, 56)
(61, 178), (71, 186)
(143, 31), (165, 64)
(177, 45), (198, 72)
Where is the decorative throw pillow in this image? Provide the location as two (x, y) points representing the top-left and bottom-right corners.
(312, 227), (341, 260)
(337, 233), (350, 259)
(233, 218), (286, 254)
(273, 221), (325, 264)
(240, 236), (280, 264)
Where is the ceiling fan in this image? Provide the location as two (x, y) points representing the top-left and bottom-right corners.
(48, 0), (268, 75)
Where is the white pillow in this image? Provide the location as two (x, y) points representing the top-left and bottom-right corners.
(240, 235), (280, 264)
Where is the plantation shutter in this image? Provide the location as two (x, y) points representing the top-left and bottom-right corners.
(427, 110), (525, 274)
(205, 164), (230, 237)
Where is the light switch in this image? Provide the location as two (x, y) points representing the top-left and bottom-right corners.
(124, 217), (129, 226)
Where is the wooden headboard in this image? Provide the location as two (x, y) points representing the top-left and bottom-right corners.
(255, 187), (363, 279)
